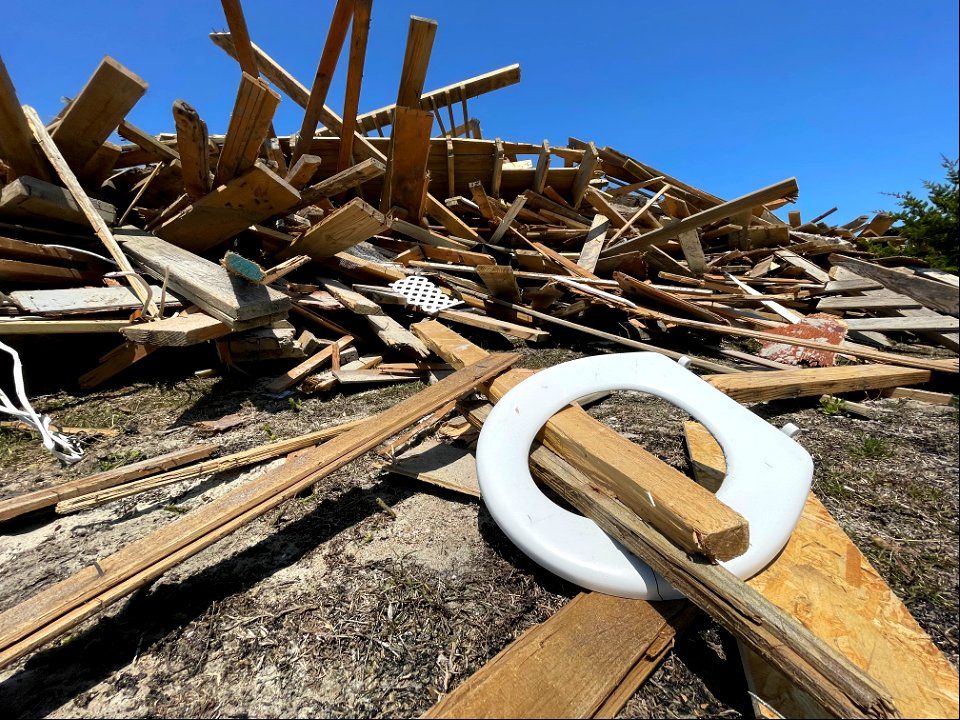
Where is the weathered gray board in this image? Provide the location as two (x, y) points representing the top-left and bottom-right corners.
(385, 438), (480, 497)
(115, 227), (289, 327)
(0, 176), (116, 226)
(10, 286), (181, 315)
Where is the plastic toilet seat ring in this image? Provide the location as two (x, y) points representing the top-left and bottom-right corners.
(475, 353), (813, 600)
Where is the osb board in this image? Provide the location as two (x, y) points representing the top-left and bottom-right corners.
(684, 421), (960, 719)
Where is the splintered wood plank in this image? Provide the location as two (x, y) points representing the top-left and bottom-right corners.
(382, 106), (433, 219)
(0, 56), (50, 180)
(684, 422), (960, 719)
(10, 286), (179, 316)
(476, 264), (521, 302)
(426, 593), (694, 719)
(290, 0), (354, 163)
(0, 176), (116, 226)
(281, 198), (389, 260)
(577, 215), (609, 274)
(265, 335), (354, 393)
(173, 100), (211, 200)
(704, 365), (930, 404)
(488, 193), (527, 244)
(215, 72), (279, 185)
(116, 227), (290, 326)
(157, 161), (301, 253)
(50, 57), (148, 174)
(0, 353), (519, 671)
(338, 0), (372, 171)
(0, 444), (216, 523)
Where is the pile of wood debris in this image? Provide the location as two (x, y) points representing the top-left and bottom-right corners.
(1, 1), (957, 718)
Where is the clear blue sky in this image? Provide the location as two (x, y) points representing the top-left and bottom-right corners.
(4, 1), (958, 223)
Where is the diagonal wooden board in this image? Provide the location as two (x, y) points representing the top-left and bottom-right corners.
(684, 421), (960, 719)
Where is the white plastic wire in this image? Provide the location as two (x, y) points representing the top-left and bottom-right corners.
(0, 340), (84, 464)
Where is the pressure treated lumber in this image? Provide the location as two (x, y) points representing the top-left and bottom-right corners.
(50, 57), (148, 174)
(290, 0), (354, 163)
(0, 354), (518, 671)
(704, 365), (930, 404)
(410, 321), (749, 561)
(0, 176), (116, 226)
(0, 445), (216, 523)
(172, 100), (212, 200)
(215, 73), (279, 184)
(830, 255), (959, 317)
(426, 590), (695, 719)
(602, 178), (800, 256)
(686, 423), (959, 719)
(57, 418), (368, 513)
(116, 227), (290, 326)
(157, 161), (301, 253)
(279, 198), (389, 260)
(0, 55), (50, 180)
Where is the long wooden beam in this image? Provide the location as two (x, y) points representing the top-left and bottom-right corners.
(0, 55), (50, 180)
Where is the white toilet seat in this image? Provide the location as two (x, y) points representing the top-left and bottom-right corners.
(475, 353), (813, 600)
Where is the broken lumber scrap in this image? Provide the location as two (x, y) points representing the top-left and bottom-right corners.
(172, 99), (212, 200)
(602, 178), (800, 256)
(435, 308), (549, 342)
(0, 352), (519, 670)
(284, 153), (323, 189)
(685, 422), (959, 719)
(50, 57), (148, 174)
(829, 255), (959, 317)
(115, 227), (291, 327)
(278, 198), (390, 260)
(411, 320), (748, 561)
(0, 444), (217, 523)
(0, 176), (116, 226)
(156, 161), (301, 253)
(0, 55), (50, 180)
(56, 417), (368, 514)
(214, 72), (280, 185)
(704, 365), (931, 404)
(264, 335), (354, 393)
(221, 250), (310, 285)
(77, 340), (160, 389)
(120, 311), (235, 347)
(296, 157), (386, 208)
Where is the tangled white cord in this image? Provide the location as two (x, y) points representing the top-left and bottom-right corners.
(0, 340), (83, 464)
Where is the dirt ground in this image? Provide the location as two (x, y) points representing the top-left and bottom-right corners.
(0, 330), (957, 718)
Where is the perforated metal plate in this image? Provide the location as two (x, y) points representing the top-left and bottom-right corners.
(389, 276), (462, 314)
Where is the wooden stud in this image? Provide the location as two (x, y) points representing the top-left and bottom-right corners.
(214, 72), (280, 185)
(281, 197), (389, 259)
(0, 55), (50, 180)
(338, 0), (372, 172)
(172, 100), (211, 200)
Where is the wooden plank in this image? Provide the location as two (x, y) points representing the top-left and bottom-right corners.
(488, 194), (527, 244)
(157, 161), (301, 253)
(424, 193), (482, 242)
(0, 353), (519, 672)
(0, 259), (98, 285)
(411, 321), (749, 561)
(322, 279), (430, 357)
(79, 141), (121, 187)
(173, 100), (212, 200)
(476, 264), (521, 302)
(0, 55), (50, 180)
(776, 249), (830, 283)
(119, 312), (234, 347)
(337, 0), (372, 171)
(677, 228), (706, 275)
(704, 365), (930, 404)
(0, 175), (116, 226)
(265, 336), (354, 393)
(426, 591), (694, 719)
(395, 16), (438, 109)
(575, 215), (609, 274)
(0, 319), (129, 334)
(584, 187), (628, 229)
(615, 271), (729, 325)
(0, 235), (106, 268)
(9, 286), (178, 316)
(603, 178), (800, 256)
(284, 153), (322, 189)
(50, 57), (147, 173)
(215, 72), (279, 185)
(684, 423), (959, 719)
(116, 120), (180, 163)
(391, 218), (471, 249)
(382, 106), (433, 219)
(817, 295), (923, 311)
(829, 255), (959, 317)
(297, 158), (385, 208)
(436, 309), (549, 342)
(23, 106), (156, 316)
(281, 198), (389, 259)
(570, 141), (599, 207)
(290, 0), (355, 163)
(0, 444), (217, 523)
(116, 227), (290, 325)
(842, 316), (959, 332)
(77, 341), (159, 389)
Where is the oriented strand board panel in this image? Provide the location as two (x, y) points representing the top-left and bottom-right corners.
(280, 198), (389, 260)
(50, 57), (148, 173)
(685, 422), (960, 719)
(115, 227), (289, 326)
(157, 161), (300, 253)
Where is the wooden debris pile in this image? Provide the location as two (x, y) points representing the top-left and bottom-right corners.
(1, 2), (956, 395)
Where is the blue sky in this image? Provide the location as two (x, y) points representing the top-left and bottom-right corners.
(4, 1), (958, 223)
